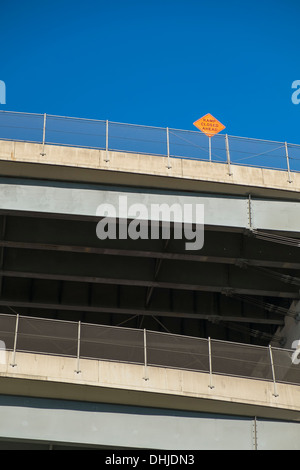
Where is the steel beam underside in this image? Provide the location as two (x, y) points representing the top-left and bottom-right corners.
(0, 178), (300, 232)
(0, 395), (299, 450)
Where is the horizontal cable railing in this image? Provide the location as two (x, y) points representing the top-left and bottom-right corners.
(0, 110), (300, 178)
(0, 313), (299, 393)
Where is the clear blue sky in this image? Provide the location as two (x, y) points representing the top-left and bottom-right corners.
(1, 0), (300, 143)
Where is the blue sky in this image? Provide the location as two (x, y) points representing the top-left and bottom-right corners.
(1, 0), (300, 143)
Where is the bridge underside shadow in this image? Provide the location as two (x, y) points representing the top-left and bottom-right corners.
(0, 177), (299, 346)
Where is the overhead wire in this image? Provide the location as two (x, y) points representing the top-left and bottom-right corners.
(250, 229), (300, 248)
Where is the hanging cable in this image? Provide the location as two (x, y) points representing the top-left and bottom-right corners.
(250, 265), (300, 286)
(228, 292), (298, 320)
(220, 321), (282, 343)
(250, 229), (300, 248)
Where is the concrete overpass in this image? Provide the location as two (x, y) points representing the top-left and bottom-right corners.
(0, 139), (300, 344)
(0, 115), (300, 449)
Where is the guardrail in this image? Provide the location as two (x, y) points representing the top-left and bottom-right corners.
(0, 110), (300, 179)
(0, 313), (299, 394)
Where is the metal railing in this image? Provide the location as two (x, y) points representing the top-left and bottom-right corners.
(0, 110), (300, 179)
(0, 313), (299, 394)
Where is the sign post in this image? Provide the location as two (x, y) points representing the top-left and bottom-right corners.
(193, 113), (225, 162)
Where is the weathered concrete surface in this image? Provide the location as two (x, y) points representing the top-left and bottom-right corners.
(0, 140), (299, 199)
(0, 351), (299, 422)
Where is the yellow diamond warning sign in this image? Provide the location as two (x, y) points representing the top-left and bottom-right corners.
(193, 113), (225, 137)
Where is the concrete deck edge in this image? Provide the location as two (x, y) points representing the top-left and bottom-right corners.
(0, 351), (299, 422)
(0, 140), (300, 200)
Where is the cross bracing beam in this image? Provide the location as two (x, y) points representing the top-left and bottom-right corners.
(0, 299), (283, 325)
(0, 266), (299, 299)
(0, 246), (299, 298)
(0, 239), (299, 270)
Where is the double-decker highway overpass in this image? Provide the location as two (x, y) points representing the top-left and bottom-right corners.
(0, 131), (299, 449)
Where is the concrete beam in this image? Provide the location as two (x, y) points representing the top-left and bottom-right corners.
(0, 298), (283, 325)
(0, 351), (300, 423)
(1, 140), (300, 201)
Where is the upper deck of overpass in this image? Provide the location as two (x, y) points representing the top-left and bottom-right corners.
(0, 109), (300, 200)
(0, 138), (300, 202)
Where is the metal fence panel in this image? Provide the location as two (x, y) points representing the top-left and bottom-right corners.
(0, 314), (16, 350)
(80, 323), (144, 365)
(210, 340), (273, 381)
(0, 111), (44, 143)
(108, 122), (167, 156)
(45, 115), (106, 149)
(228, 136), (287, 170)
(271, 347), (300, 385)
(288, 143), (300, 173)
(0, 313), (300, 387)
(169, 128), (219, 161)
(17, 316), (78, 357)
(146, 331), (209, 372)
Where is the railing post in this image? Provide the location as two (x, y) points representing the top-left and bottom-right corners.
(75, 321), (81, 374)
(40, 113), (47, 156)
(104, 120), (110, 162)
(208, 337), (214, 389)
(285, 142), (292, 183)
(225, 134), (232, 176)
(143, 328), (149, 380)
(166, 127), (172, 169)
(253, 417), (258, 450)
(269, 345), (279, 397)
(248, 194), (253, 231)
(209, 136), (212, 162)
(10, 314), (19, 367)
